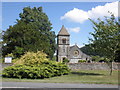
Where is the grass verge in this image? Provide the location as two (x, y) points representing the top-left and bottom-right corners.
(2, 70), (118, 85)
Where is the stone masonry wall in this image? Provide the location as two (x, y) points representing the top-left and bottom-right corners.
(0, 63), (13, 71)
(1, 63), (120, 71)
(68, 63), (120, 70)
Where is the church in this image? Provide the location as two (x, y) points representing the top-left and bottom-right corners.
(57, 25), (91, 63)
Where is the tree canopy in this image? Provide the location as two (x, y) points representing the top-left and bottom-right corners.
(89, 14), (120, 75)
(2, 7), (56, 59)
(89, 14), (120, 62)
(80, 44), (103, 57)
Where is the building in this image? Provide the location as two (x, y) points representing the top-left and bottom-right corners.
(57, 25), (91, 63)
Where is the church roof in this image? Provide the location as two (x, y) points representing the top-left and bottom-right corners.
(58, 25), (70, 36)
(70, 44), (78, 49)
(70, 44), (91, 57)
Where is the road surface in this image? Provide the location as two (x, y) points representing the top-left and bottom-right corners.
(1, 82), (118, 88)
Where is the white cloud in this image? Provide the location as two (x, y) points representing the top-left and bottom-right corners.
(61, 1), (118, 23)
(88, 1), (118, 19)
(61, 8), (89, 23)
(67, 27), (80, 33)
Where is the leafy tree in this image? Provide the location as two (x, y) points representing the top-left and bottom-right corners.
(91, 56), (109, 62)
(89, 14), (120, 75)
(80, 44), (103, 56)
(2, 7), (56, 59)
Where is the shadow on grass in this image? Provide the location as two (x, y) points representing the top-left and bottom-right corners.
(71, 72), (104, 76)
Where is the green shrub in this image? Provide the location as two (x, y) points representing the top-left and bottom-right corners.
(0, 58), (4, 63)
(78, 60), (86, 63)
(91, 56), (109, 62)
(63, 58), (69, 64)
(2, 51), (70, 79)
(5, 53), (14, 58)
(2, 61), (70, 79)
(41, 61), (70, 76)
(14, 51), (49, 66)
(91, 56), (100, 62)
(51, 56), (57, 61)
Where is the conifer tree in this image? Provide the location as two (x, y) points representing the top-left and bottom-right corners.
(2, 7), (56, 59)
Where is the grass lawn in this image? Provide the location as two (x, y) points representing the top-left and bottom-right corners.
(2, 70), (118, 85)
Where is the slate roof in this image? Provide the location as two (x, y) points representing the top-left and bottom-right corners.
(70, 44), (91, 58)
(58, 25), (70, 36)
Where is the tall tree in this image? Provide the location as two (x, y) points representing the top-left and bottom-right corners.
(2, 7), (56, 59)
(80, 44), (103, 56)
(89, 14), (120, 75)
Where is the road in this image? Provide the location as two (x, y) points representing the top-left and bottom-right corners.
(1, 82), (118, 88)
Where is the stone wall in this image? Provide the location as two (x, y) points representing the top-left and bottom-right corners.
(0, 63), (13, 71)
(68, 62), (120, 70)
(1, 63), (120, 71)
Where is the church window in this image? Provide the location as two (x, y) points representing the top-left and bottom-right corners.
(62, 38), (66, 44)
(74, 50), (79, 57)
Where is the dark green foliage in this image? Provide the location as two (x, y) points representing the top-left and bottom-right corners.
(51, 56), (57, 61)
(91, 56), (109, 62)
(2, 61), (70, 79)
(12, 47), (24, 58)
(80, 45), (103, 57)
(62, 58), (69, 64)
(115, 49), (120, 62)
(2, 6), (56, 59)
(41, 61), (70, 76)
(78, 60), (86, 63)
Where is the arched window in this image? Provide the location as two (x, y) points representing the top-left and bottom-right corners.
(62, 38), (66, 44)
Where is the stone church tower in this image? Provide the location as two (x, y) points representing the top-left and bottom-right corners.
(57, 25), (91, 63)
(57, 25), (70, 62)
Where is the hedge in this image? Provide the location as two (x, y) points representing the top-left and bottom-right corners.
(2, 61), (70, 79)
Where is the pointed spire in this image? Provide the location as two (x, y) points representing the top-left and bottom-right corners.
(58, 25), (70, 36)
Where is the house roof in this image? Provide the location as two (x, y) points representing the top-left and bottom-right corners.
(58, 25), (70, 36)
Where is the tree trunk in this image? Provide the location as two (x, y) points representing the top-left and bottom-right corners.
(109, 61), (113, 75)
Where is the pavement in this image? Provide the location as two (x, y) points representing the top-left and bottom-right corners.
(1, 82), (119, 88)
